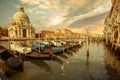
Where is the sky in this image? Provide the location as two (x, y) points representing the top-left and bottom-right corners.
(0, 0), (112, 34)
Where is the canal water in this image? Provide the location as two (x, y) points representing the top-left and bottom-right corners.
(0, 41), (120, 80)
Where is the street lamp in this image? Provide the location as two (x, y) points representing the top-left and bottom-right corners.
(38, 32), (41, 54)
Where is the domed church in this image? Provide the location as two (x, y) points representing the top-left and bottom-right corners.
(7, 5), (35, 38)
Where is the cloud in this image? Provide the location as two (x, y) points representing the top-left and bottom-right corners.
(20, 0), (40, 5)
(19, 0), (111, 33)
(26, 8), (34, 13)
(69, 12), (108, 28)
(38, 4), (50, 10)
(35, 11), (46, 15)
(67, 0), (86, 5)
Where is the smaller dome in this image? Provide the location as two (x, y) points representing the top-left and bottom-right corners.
(13, 11), (29, 20)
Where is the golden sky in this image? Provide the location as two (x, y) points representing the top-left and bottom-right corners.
(0, 0), (112, 34)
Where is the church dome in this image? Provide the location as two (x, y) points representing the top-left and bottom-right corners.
(12, 6), (29, 21)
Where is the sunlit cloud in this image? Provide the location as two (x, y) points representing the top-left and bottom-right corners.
(38, 4), (50, 10)
(35, 11), (46, 15)
(26, 8), (34, 13)
(20, 0), (40, 5)
(19, 0), (112, 32)
(50, 16), (65, 25)
(0, 0), (112, 34)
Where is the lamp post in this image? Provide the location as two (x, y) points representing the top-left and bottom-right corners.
(8, 34), (10, 52)
(39, 32), (40, 54)
(105, 32), (108, 45)
(8, 34), (14, 52)
(85, 31), (89, 52)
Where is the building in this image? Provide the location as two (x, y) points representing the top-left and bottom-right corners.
(38, 29), (85, 40)
(55, 29), (72, 39)
(71, 32), (79, 39)
(79, 33), (85, 39)
(41, 30), (55, 40)
(7, 5), (35, 38)
(0, 26), (8, 38)
(104, 0), (120, 49)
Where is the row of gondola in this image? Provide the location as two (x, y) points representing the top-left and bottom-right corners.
(0, 40), (83, 79)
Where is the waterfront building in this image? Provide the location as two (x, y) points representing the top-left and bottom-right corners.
(55, 29), (64, 39)
(0, 27), (8, 38)
(79, 33), (85, 39)
(104, 0), (120, 49)
(71, 32), (80, 39)
(39, 29), (85, 41)
(41, 30), (55, 40)
(55, 29), (72, 39)
(7, 5), (35, 38)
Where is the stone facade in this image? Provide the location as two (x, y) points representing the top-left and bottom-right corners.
(7, 5), (35, 38)
(104, 0), (120, 48)
(38, 29), (83, 40)
(55, 29), (72, 39)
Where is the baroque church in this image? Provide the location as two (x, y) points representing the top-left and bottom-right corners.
(7, 5), (35, 38)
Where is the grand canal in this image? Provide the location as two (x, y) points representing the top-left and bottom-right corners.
(0, 41), (120, 80)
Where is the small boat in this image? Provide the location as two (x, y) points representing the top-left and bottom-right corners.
(26, 52), (52, 60)
(10, 43), (52, 60)
(10, 44), (31, 54)
(52, 47), (63, 51)
(40, 44), (49, 49)
(30, 42), (39, 47)
(4, 57), (23, 71)
(0, 45), (23, 71)
(42, 48), (63, 55)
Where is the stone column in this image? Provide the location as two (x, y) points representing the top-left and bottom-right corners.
(27, 29), (29, 37)
(17, 28), (19, 37)
(30, 29), (31, 37)
(21, 28), (23, 37)
(15, 29), (17, 38)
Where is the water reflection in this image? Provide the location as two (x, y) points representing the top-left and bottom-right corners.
(7, 59), (53, 80)
(105, 51), (120, 80)
(52, 56), (63, 65)
(59, 53), (69, 64)
(66, 50), (74, 57)
(59, 54), (68, 59)
(85, 50), (89, 80)
(9, 71), (27, 80)
(70, 49), (77, 53)
(28, 59), (54, 80)
(2, 41), (120, 80)
(52, 56), (65, 75)
(27, 59), (53, 74)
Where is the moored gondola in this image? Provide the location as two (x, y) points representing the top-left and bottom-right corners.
(0, 46), (23, 71)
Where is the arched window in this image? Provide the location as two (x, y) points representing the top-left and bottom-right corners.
(23, 29), (26, 37)
(114, 30), (118, 38)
